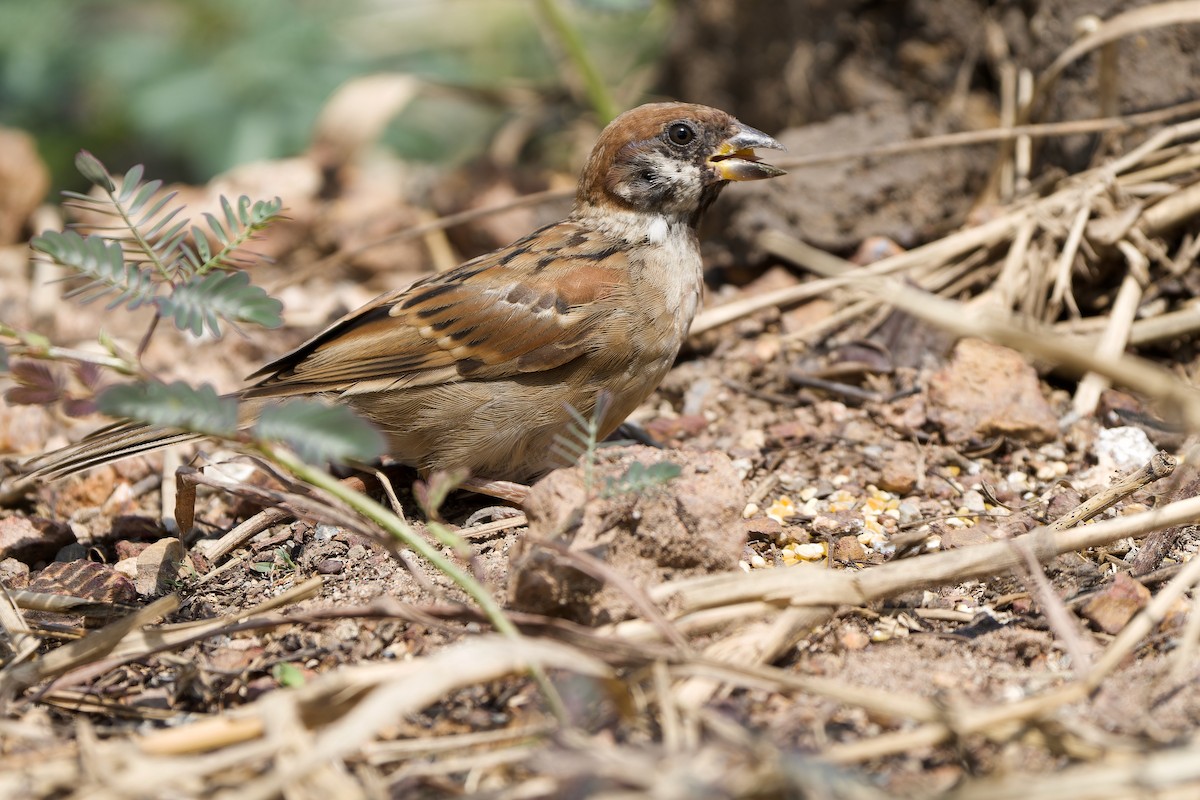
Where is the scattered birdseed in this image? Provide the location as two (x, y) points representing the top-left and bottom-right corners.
(766, 496), (798, 523)
(1007, 471), (1031, 490)
(793, 543), (826, 560)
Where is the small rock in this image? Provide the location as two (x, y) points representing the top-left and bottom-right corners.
(54, 543), (87, 562)
(832, 535), (867, 562)
(928, 338), (1058, 444)
(26, 560), (136, 620)
(0, 557), (30, 586)
(877, 441), (920, 494)
(959, 489), (987, 514)
(742, 517), (783, 542)
(510, 446), (745, 625)
(766, 419), (813, 445)
(134, 538), (192, 597)
(316, 558), (345, 575)
(642, 414), (708, 444)
(114, 540), (153, 561)
(1046, 484), (1083, 522)
(101, 481), (138, 517)
(0, 405), (53, 455)
(840, 628), (870, 651)
(1080, 572), (1151, 634)
(0, 516), (76, 564)
(1093, 426), (1159, 476)
(940, 526), (993, 549)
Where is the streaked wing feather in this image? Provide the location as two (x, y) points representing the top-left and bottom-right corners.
(243, 221), (627, 398)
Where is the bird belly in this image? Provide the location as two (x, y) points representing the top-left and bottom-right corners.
(349, 354), (675, 483)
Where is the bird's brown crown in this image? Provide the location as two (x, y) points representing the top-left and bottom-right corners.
(574, 102), (780, 224)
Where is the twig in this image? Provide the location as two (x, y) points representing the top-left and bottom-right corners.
(764, 234), (1200, 430)
(260, 444), (568, 724)
(1009, 538), (1097, 671)
(1072, 241), (1147, 416)
(771, 97), (1200, 172)
(1049, 452), (1175, 532)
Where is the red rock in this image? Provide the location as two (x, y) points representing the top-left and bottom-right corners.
(114, 540), (153, 561)
(642, 414), (708, 444)
(928, 339), (1058, 444)
(742, 517), (784, 541)
(1080, 572), (1151, 634)
(832, 535), (867, 562)
(27, 560), (136, 604)
(877, 441), (920, 494)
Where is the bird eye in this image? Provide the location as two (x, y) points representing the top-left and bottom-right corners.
(666, 122), (695, 146)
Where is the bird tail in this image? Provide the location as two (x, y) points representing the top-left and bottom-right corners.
(25, 422), (204, 481)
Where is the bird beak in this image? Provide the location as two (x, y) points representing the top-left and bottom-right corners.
(708, 123), (787, 181)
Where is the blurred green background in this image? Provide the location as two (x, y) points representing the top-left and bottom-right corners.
(0, 0), (669, 192)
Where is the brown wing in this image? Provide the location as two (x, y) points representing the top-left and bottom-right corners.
(242, 220), (629, 399)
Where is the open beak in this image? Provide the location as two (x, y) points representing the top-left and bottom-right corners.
(708, 123), (786, 181)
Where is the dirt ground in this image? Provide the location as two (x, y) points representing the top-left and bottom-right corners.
(3, 1), (1200, 798)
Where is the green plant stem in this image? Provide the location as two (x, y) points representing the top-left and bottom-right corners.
(0, 331), (141, 376)
(261, 444), (568, 723)
(196, 199), (282, 277)
(532, 0), (619, 122)
(99, 177), (174, 283)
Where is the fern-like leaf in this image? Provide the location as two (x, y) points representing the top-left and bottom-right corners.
(31, 231), (159, 310)
(97, 381), (238, 437)
(74, 150), (115, 191)
(601, 461), (681, 498)
(194, 196), (284, 273)
(62, 153), (188, 281)
(253, 399), (385, 465)
(4, 360), (65, 406)
(157, 270), (283, 337)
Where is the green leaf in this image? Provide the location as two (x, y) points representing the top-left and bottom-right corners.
(191, 225), (212, 263)
(602, 460), (682, 497)
(158, 270), (283, 337)
(31, 230), (159, 310)
(0, 345), (7, 373)
(193, 196), (284, 274)
(272, 662), (306, 687)
(117, 164), (146, 203)
(253, 399), (385, 465)
(74, 150), (114, 192)
(97, 381), (238, 437)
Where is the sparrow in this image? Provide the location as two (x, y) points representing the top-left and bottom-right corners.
(30, 102), (785, 485)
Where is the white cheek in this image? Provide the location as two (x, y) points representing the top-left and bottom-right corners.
(647, 215), (669, 244)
